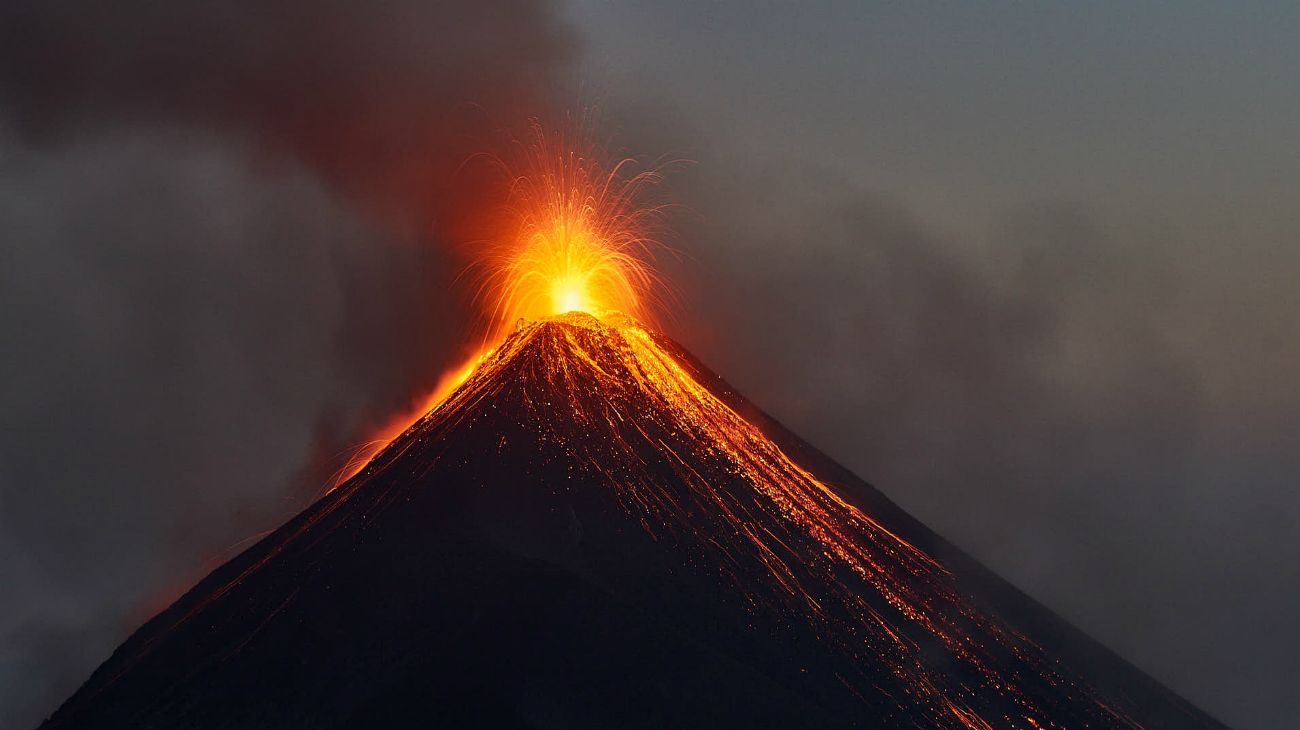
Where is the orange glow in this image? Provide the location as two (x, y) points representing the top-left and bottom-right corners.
(334, 121), (668, 488)
(329, 348), (490, 489)
(474, 120), (668, 338)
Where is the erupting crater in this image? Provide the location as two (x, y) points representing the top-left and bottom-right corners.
(39, 124), (1224, 730)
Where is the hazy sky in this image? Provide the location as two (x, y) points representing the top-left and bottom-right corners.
(2, 3), (1297, 729)
(569, 4), (1300, 728)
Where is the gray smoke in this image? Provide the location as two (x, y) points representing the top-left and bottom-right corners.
(0, 2), (576, 727)
(597, 107), (1300, 729)
(3, 3), (1299, 730)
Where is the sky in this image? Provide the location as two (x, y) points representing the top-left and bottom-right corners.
(2, 2), (1297, 728)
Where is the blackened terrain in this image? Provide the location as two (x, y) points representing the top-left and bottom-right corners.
(41, 314), (1224, 729)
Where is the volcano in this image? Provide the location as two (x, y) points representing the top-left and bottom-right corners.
(42, 312), (1222, 729)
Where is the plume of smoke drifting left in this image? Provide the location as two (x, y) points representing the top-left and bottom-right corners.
(0, 2), (579, 727)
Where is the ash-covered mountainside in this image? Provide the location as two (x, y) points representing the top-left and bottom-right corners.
(42, 313), (1223, 729)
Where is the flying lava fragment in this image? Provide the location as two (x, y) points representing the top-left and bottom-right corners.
(330, 121), (671, 487)
(474, 121), (668, 331)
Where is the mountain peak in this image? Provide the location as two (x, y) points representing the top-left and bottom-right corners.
(42, 316), (1222, 730)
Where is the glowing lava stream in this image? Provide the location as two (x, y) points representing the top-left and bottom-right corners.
(333, 122), (669, 487)
(338, 310), (1144, 730)
(317, 115), (1145, 723)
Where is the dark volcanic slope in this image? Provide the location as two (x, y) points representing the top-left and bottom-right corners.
(42, 313), (1223, 729)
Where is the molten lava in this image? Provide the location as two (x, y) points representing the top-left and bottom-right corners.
(364, 311), (1147, 729)
(336, 123), (668, 486)
(475, 122), (667, 332)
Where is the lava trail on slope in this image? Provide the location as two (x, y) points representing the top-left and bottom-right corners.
(41, 313), (1223, 730)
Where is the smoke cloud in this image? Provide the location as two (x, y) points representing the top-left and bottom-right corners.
(0, 2), (576, 727)
(594, 91), (1300, 730)
(4, 3), (1299, 730)
(0, 0), (574, 224)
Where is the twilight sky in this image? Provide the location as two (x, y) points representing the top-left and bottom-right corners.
(2, 3), (1297, 728)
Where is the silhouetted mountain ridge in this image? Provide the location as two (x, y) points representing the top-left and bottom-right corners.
(41, 312), (1224, 729)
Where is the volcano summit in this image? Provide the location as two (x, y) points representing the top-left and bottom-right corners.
(41, 311), (1220, 729)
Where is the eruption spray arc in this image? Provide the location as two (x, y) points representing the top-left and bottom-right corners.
(472, 120), (671, 338)
(333, 122), (672, 487)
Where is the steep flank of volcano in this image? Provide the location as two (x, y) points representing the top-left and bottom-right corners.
(42, 313), (1222, 730)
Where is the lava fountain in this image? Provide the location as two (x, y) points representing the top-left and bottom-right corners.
(332, 121), (671, 487)
(473, 120), (670, 334)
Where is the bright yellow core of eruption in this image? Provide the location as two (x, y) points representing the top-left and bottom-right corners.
(481, 123), (665, 334)
(335, 123), (668, 488)
(554, 278), (588, 315)
(509, 219), (642, 319)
